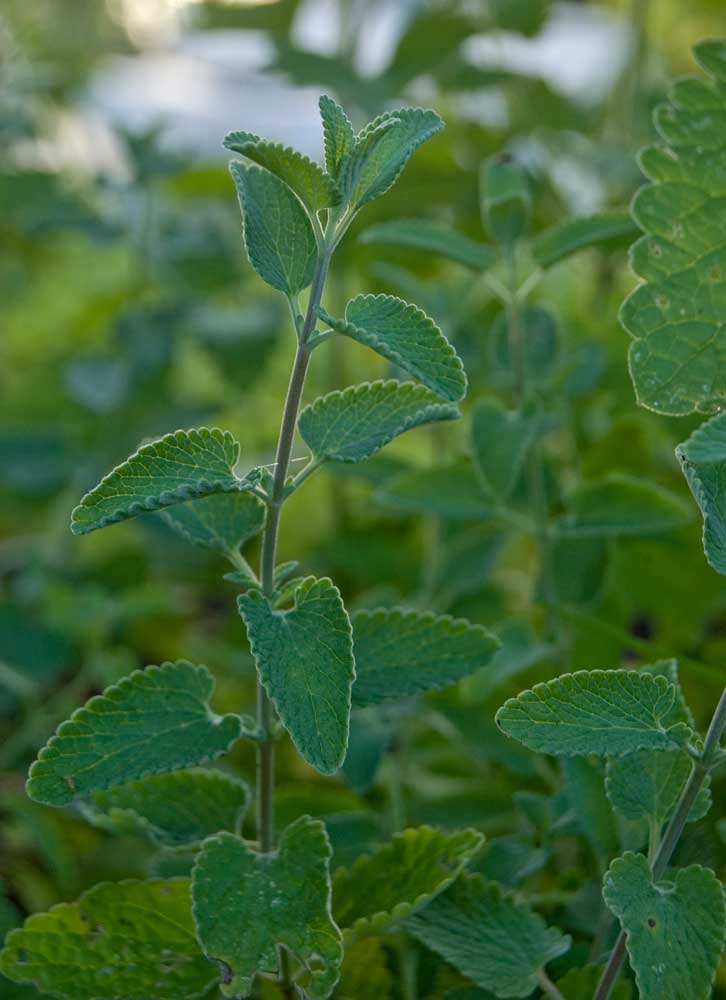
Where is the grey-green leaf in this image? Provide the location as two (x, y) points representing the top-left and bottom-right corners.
(224, 132), (340, 215)
(603, 852), (726, 1000)
(377, 462), (491, 519)
(71, 427), (258, 536)
(620, 41), (726, 414)
(26, 661), (242, 806)
(162, 492), (265, 556)
(351, 607), (499, 706)
(339, 107), (443, 210)
(319, 294), (466, 401)
(360, 219), (497, 271)
(332, 826), (483, 941)
(677, 411), (726, 573)
(319, 95), (354, 178)
(496, 669), (691, 757)
(299, 380), (459, 464)
(470, 398), (540, 501)
(556, 474), (690, 538)
(406, 874), (571, 998)
(230, 161), (316, 295)
(237, 577), (354, 774)
(0, 879), (215, 1000)
(192, 817), (342, 999)
(533, 210), (638, 268)
(605, 749), (711, 827)
(83, 769), (250, 848)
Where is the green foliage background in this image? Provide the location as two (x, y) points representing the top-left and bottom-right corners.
(3, 1), (726, 996)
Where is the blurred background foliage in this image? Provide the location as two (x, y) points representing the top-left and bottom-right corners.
(3, 0), (726, 996)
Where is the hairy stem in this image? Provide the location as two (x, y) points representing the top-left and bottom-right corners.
(255, 250), (332, 858)
(594, 685), (726, 1000)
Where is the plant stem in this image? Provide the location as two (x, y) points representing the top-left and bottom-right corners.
(506, 252), (526, 406)
(593, 685), (726, 1000)
(537, 969), (566, 1000)
(255, 249), (332, 858)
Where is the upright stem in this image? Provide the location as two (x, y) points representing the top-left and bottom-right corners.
(255, 250), (332, 856)
(593, 686), (726, 1000)
(537, 970), (566, 1000)
(506, 253), (526, 406)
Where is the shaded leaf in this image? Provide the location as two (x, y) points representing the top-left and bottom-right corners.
(603, 852), (726, 1000)
(496, 669), (691, 757)
(192, 818), (342, 999)
(162, 492), (265, 556)
(336, 938), (393, 1000)
(407, 874), (570, 998)
(332, 826), (483, 941)
(533, 211), (638, 268)
(27, 661), (242, 806)
(360, 219), (497, 271)
(0, 880), (214, 1000)
(238, 578), (354, 774)
(319, 294), (466, 401)
(377, 462), (491, 519)
(230, 161), (316, 295)
(470, 398), (540, 501)
(351, 607), (499, 706)
(71, 428), (260, 536)
(563, 758), (619, 857)
(299, 380), (459, 464)
(481, 156), (531, 247)
(553, 964), (633, 999)
(556, 474), (690, 538)
(677, 411), (726, 573)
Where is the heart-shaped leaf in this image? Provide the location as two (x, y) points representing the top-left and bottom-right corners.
(27, 661), (242, 806)
(677, 411), (726, 573)
(603, 852), (726, 1000)
(238, 577), (354, 774)
(192, 817), (342, 999)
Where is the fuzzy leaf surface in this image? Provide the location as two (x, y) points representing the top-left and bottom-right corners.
(556, 474), (690, 538)
(224, 132), (339, 214)
(360, 219), (497, 271)
(237, 577), (354, 774)
(71, 428), (259, 536)
(406, 874), (571, 998)
(603, 852), (726, 1000)
(319, 96), (354, 178)
(351, 607), (499, 706)
(495, 669), (691, 757)
(533, 210), (638, 267)
(332, 826), (483, 941)
(0, 879), (215, 1000)
(470, 398), (540, 501)
(677, 410), (726, 573)
(620, 41), (726, 414)
(605, 749), (710, 827)
(299, 380), (459, 464)
(162, 492), (265, 556)
(192, 818), (342, 999)
(230, 161), (316, 295)
(26, 661), (242, 806)
(319, 294), (466, 401)
(84, 769), (250, 848)
(338, 107), (443, 210)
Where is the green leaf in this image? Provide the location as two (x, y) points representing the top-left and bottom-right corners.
(495, 669), (691, 757)
(332, 826), (483, 941)
(192, 817), (342, 999)
(0, 879), (215, 1000)
(299, 380), (459, 465)
(481, 156), (531, 247)
(224, 131), (339, 215)
(676, 411), (726, 573)
(71, 427), (260, 536)
(337, 939), (393, 1000)
(351, 607), (499, 706)
(553, 964), (633, 1000)
(603, 852), (726, 1000)
(319, 294), (466, 402)
(230, 161), (316, 295)
(377, 462), (491, 519)
(605, 749), (710, 828)
(162, 492), (265, 557)
(360, 219), (497, 271)
(26, 661), (242, 806)
(338, 107), (443, 210)
(533, 211), (638, 268)
(319, 95), (354, 178)
(83, 769), (250, 848)
(556, 474), (690, 538)
(620, 42), (726, 414)
(563, 758), (619, 857)
(237, 577), (354, 774)
(406, 874), (571, 998)
(470, 398), (540, 501)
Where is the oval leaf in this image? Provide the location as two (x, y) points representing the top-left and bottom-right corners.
(377, 462), (490, 519)
(360, 219), (497, 271)
(470, 397), (541, 501)
(533, 210), (638, 268)
(556, 474), (690, 538)
(677, 410), (726, 573)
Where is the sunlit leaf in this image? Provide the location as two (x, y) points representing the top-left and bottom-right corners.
(319, 95), (354, 178)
